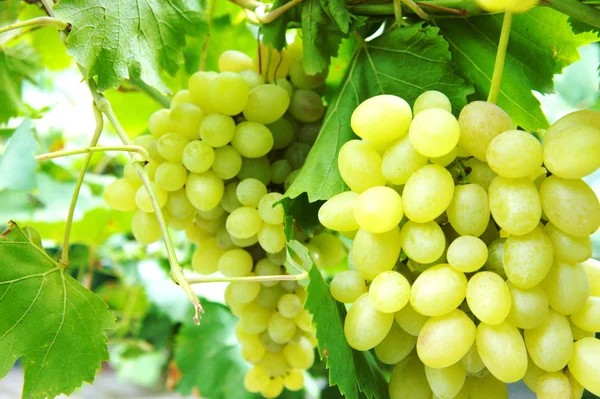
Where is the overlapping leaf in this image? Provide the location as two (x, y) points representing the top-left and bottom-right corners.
(0, 43), (40, 123)
(0, 118), (37, 191)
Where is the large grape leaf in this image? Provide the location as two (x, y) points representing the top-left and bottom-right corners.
(305, 266), (390, 399)
(286, 23), (473, 201)
(0, 222), (115, 399)
(438, 8), (599, 131)
(54, 0), (207, 93)
(0, 118), (38, 191)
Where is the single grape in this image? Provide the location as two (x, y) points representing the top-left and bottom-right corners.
(504, 227), (553, 289)
(463, 158), (497, 191)
(284, 142), (311, 170)
(318, 191), (360, 232)
(135, 182), (168, 212)
(571, 297), (600, 333)
(218, 248), (253, 277)
(154, 162), (187, 192)
(199, 113), (236, 148)
(231, 121), (274, 158)
(243, 84), (290, 124)
(400, 220), (446, 264)
(258, 192), (284, 225)
(338, 140), (386, 193)
(369, 271), (410, 313)
(270, 159), (292, 184)
(236, 178), (267, 207)
(413, 90), (452, 114)
(524, 309), (573, 372)
(544, 125), (600, 179)
(506, 281), (549, 329)
(288, 89), (325, 123)
(244, 366), (270, 393)
(283, 370), (304, 391)
(289, 58), (326, 89)
(394, 301), (429, 336)
(239, 302), (273, 334)
(297, 122), (320, 144)
(568, 337), (600, 396)
(148, 108), (171, 138)
(157, 133), (189, 162)
(460, 343), (486, 373)
(257, 223), (286, 254)
(165, 188), (195, 219)
(354, 186), (403, 234)
(330, 270), (367, 304)
(582, 258), (600, 297)
(268, 312), (297, 344)
(267, 118), (296, 150)
(375, 322), (417, 365)
(351, 95), (412, 144)
(352, 227), (402, 280)
(486, 130), (543, 178)
(466, 271), (512, 325)
(488, 176), (541, 236)
(389, 356), (432, 399)
(188, 71), (218, 113)
(277, 294), (302, 319)
(536, 372), (571, 399)
(209, 72), (249, 115)
(212, 145), (242, 180)
(218, 50), (253, 72)
(543, 222), (592, 263)
(104, 178), (138, 211)
(381, 135), (428, 185)
(282, 336), (315, 370)
(410, 264), (466, 317)
(344, 293), (394, 351)
(402, 164), (454, 223)
(131, 210), (162, 244)
(239, 69), (265, 89)
(226, 206), (263, 239)
(409, 108), (460, 157)
(447, 236), (488, 273)
(307, 232), (347, 267)
(186, 171), (224, 211)
(541, 259), (589, 315)
(191, 237), (225, 274)
(425, 363), (467, 399)
(170, 102), (205, 140)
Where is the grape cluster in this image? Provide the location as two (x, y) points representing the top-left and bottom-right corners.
(103, 45), (331, 397)
(319, 92), (600, 399)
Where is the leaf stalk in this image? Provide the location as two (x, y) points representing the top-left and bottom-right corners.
(188, 272), (309, 284)
(0, 16), (68, 35)
(35, 145), (149, 162)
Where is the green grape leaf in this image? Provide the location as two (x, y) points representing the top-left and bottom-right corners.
(321, 0), (351, 34)
(0, 118), (38, 191)
(305, 266), (390, 399)
(301, 0), (345, 75)
(0, 222), (115, 399)
(286, 23), (472, 202)
(98, 284), (150, 320)
(438, 8), (599, 131)
(54, 0), (207, 93)
(280, 194), (323, 240)
(261, 0), (291, 50)
(0, 43), (40, 123)
(174, 301), (257, 399)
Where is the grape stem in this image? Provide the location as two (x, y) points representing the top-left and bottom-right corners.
(400, 0), (432, 21)
(487, 11), (512, 104)
(199, 0), (218, 71)
(0, 16), (68, 35)
(393, 0), (404, 23)
(228, 0), (304, 24)
(35, 145), (149, 162)
(187, 272), (309, 284)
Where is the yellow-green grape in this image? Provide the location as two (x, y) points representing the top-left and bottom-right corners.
(192, 237), (225, 274)
(523, 354), (544, 392)
(261, 377), (284, 399)
(199, 113), (235, 148)
(274, 78), (293, 97)
(409, 108), (460, 157)
(268, 312), (297, 344)
(288, 89), (324, 123)
(257, 223), (286, 254)
(460, 343), (486, 374)
(135, 182), (168, 212)
(353, 227), (402, 281)
(255, 285), (284, 310)
(351, 95), (412, 144)
(134, 133), (155, 149)
(430, 146), (458, 167)
(543, 222), (592, 263)
(403, 164), (455, 223)
(271, 159), (292, 184)
(216, 225), (235, 250)
(165, 188), (195, 219)
(463, 158), (497, 192)
(476, 321), (527, 382)
(104, 178), (138, 211)
(369, 271), (410, 313)
(402, 222), (446, 266)
(236, 178), (267, 207)
(389, 355), (432, 399)
(524, 309), (573, 372)
(571, 297), (600, 336)
(182, 140), (214, 174)
(243, 84), (290, 124)
(486, 130), (543, 178)
(480, 219), (501, 245)
(565, 368), (584, 399)
(282, 337), (315, 369)
(541, 259), (589, 315)
(318, 191), (359, 232)
(131, 210), (161, 244)
(240, 302), (272, 334)
(568, 337), (600, 396)
(457, 101), (514, 161)
(484, 238), (506, 278)
(488, 176), (541, 235)
(289, 58), (326, 89)
(239, 70), (265, 89)
(447, 184), (490, 237)
(226, 206), (262, 239)
(330, 270), (367, 303)
(240, 333), (266, 363)
(309, 232), (347, 267)
(255, 258), (282, 287)
(218, 50), (253, 72)
(344, 293), (395, 351)
(257, 192), (284, 225)
(540, 176), (600, 237)
(338, 140), (386, 193)
(374, 322), (417, 365)
(154, 162), (187, 192)
(466, 271), (512, 325)
(354, 186), (403, 234)
(543, 124), (600, 179)
(209, 72), (249, 116)
(277, 294), (302, 319)
(425, 363), (467, 399)
(267, 117), (296, 150)
(283, 370), (304, 391)
(166, 212), (193, 230)
(185, 224), (212, 245)
(148, 109), (171, 138)
(570, 318), (594, 341)
(413, 90), (452, 115)
(231, 122), (274, 158)
(536, 372), (571, 399)
(194, 212), (226, 234)
(411, 264), (466, 317)
(294, 309), (313, 332)
(260, 350), (290, 377)
(244, 366), (270, 393)
(417, 309), (476, 368)
(123, 162), (142, 187)
(169, 102), (205, 140)
(212, 145), (242, 180)
(186, 171), (224, 211)
(382, 135), (428, 185)
(218, 248), (253, 277)
(284, 142), (311, 170)
(506, 281), (549, 329)
(465, 374), (508, 399)
(446, 236), (487, 273)
(147, 139), (165, 163)
(157, 133), (189, 162)
(394, 301), (429, 336)
(188, 70), (218, 112)
(546, 109), (600, 136)
(503, 227), (553, 289)
(145, 160), (159, 180)
(582, 258), (600, 296)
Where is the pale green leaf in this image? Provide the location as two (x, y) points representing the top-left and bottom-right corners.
(0, 43), (40, 123)
(0, 118), (38, 191)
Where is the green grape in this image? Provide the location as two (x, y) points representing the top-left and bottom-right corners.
(244, 366), (270, 393)
(148, 109), (171, 138)
(288, 89), (325, 123)
(268, 312), (297, 344)
(381, 135), (428, 185)
(344, 293), (394, 351)
(425, 363), (467, 399)
(353, 227), (402, 280)
(257, 223), (286, 254)
(267, 117), (296, 150)
(488, 176), (541, 236)
(571, 297), (600, 335)
(170, 102), (205, 140)
(309, 232), (347, 267)
(165, 188), (195, 219)
(389, 355), (432, 399)
(480, 219), (501, 245)
(541, 259), (589, 315)
(460, 343), (486, 374)
(188, 71), (218, 113)
(255, 284), (284, 309)
(212, 145), (242, 180)
(258, 192), (284, 225)
(239, 69), (265, 89)
(506, 281), (549, 329)
(394, 301), (429, 336)
(400, 221), (445, 264)
(354, 186), (403, 234)
(583, 259), (600, 297)
(540, 176), (600, 237)
(465, 374), (508, 399)
(260, 350), (289, 377)
(123, 162), (142, 187)
(243, 84), (290, 124)
(544, 222), (592, 263)
(170, 90), (195, 108)
(523, 354), (544, 392)
(239, 302), (273, 334)
(466, 271), (511, 325)
(294, 309), (313, 332)
(403, 164), (454, 223)
(536, 372), (571, 399)
(236, 178), (267, 207)
(446, 184), (490, 237)
(283, 370), (304, 391)
(147, 139), (165, 163)
(463, 158), (497, 192)
(457, 101), (514, 161)
(410, 264), (466, 317)
(134, 134), (155, 149)
(430, 146), (458, 167)
(413, 90), (452, 115)
(231, 121), (274, 158)
(543, 124), (600, 179)
(476, 320), (528, 382)
(216, 225), (235, 250)
(261, 377), (284, 399)
(192, 237), (225, 274)
(131, 210), (162, 244)
(185, 224), (212, 245)
(338, 140), (386, 193)
(351, 95), (412, 144)
(374, 322), (416, 365)
(135, 182), (168, 212)
(194, 212), (226, 234)
(330, 270), (367, 304)
(318, 191), (360, 232)
(369, 271), (410, 313)
(503, 227), (553, 288)
(199, 113), (235, 148)
(209, 72), (249, 115)
(165, 212), (193, 230)
(154, 162), (187, 192)
(238, 156), (271, 185)
(186, 171), (224, 211)
(409, 108), (460, 157)
(417, 309), (476, 368)
(486, 130), (543, 178)
(447, 236), (488, 273)
(144, 160), (159, 180)
(274, 78), (294, 97)
(568, 337), (600, 396)
(218, 50), (253, 72)
(104, 178), (138, 211)
(284, 142), (311, 170)
(277, 294), (302, 319)
(571, 319), (594, 341)
(270, 159), (292, 184)
(226, 206), (262, 239)
(218, 248), (253, 277)
(289, 58), (326, 89)
(298, 122), (320, 144)
(240, 334), (266, 363)
(565, 368), (585, 399)
(546, 109), (600, 135)
(525, 309), (573, 372)
(182, 140), (214, 174)
(255, 258), (282, 287)
(157, 133), (189, 162)
(260, 330), (284, 352)
(282, 336), (315, 370)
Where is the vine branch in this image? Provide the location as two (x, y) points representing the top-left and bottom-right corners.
(35, 145), (149, 162)
(488, 11), (512, 104)
(400, 0), (432, 21)
(0, 16), (68, 35)
(188, 272), (309, 284)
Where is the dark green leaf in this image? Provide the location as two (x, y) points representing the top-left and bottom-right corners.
(138, 308), (176, 350)
(0, 118), (38, 191)
(262, 0), (290, 50)
(98, 284), (150, 320)
(0, 43), (41, 123)
(281, 194), (323, 240)
(301, 0), (332, 74)
(325, 0), (351, 34)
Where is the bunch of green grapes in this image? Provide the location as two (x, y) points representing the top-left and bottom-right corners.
(319, 91), (600, 399)
(103, 44), (336, 397)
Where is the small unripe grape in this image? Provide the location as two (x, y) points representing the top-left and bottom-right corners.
(354, 186), (403, 234)
(289, 89), (324, 123)
(351, 95), (412, 144)
(270, 159), (292, 184)
(284, 142), (310, 170)
(267, 117), (296, 150)
(409, 108), (460, 157)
